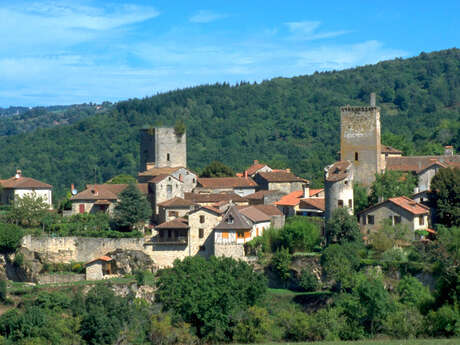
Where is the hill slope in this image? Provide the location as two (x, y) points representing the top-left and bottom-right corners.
(0, 48), (459, 198)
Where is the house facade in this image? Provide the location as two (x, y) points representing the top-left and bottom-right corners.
(253, 171), (308, 194)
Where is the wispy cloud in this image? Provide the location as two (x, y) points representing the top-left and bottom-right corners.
(285, 20), (349, 41)
(189, 10), (227, 23)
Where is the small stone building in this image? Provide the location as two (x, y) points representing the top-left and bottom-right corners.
(138, 166), (197, 192)
(243, 160), (273, 178)
(148, 175), (184, 218)
(275, 185), (325, 217)
(184, 192), (249, 207)
(253, 171), (308, 194)
(158, 197), (198, 223)
(86, 256), (113, 280)
(245, 190), (285, 205)
(358, 196), (431, 240)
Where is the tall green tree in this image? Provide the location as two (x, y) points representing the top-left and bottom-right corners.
(430, 167), (460, 227)
(7, 193), (48, 227)
(325, 208), (362, 245)
(156, 256), (267, 341)
(112, 183), (151, 231)
(369, 171), (417, 205)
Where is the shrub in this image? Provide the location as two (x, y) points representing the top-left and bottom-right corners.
(397, 275), (434, 310)
(233, 306), (273, 343)
(298, 269), (319, 292)
(13, 253), (24, 267)
(0, 223), (24, 253)
(135, 270), (146, 286)
(279, 217), (321, 253)
(321, 243), (361, 291)
(150, 313), (197, 345)
(0, 280), (6, 302)
(271, 247), (291, 283)
(383, 304), (424, 338)
(425, 304), (460, 337)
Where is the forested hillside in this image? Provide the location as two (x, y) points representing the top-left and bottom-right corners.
(0, 48), (458, 198)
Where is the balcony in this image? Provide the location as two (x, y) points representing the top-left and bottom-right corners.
(150, 236), (188, 245)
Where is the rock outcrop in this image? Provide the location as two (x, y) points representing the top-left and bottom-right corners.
(105, 249), (157, 275)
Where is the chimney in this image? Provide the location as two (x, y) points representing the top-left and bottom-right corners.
(15, 169), (22, 179)
(444, 146), (454, 156)
(303, 183), (310, 199)
(286, 168), (291, 173)
(253, 160), (259, 165)
(244, 170), (248, 179)
(370, 92), (376, 107)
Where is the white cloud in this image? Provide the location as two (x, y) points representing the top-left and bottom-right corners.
(285, 20), (349, 41)
(189, 10), (227, 23)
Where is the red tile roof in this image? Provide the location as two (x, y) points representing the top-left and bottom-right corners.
(156, 218), (189, 229)
(157, 197), (196, 208)
(0, 176), (52, 189)
(246, 162), (269, 176)
(326, 161), (352, 182)
(309, 188), (324, 197)
(197, 177), (258, 188)
(184, 192), (248, 203)
(386, 156), (460, 173)
(358, 196), (430, 216)
(86, 255), (112, 265)
(190, 205), (223, 215)
(299, 198), (325, 211)
(382, 145), (403, 154)
(275, 190), (303, 206)
(71, 184), (147, 201)
(257, 171), (308, 183)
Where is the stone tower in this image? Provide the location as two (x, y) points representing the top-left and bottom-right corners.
(139, 127), (186, 172)
(324, 161), (354, 220)
(340, 93), (382, 186)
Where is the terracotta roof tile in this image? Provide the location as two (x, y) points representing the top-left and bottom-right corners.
(386, 155), (460, 173)
(299, 198), (325, 211)
(325, 161), (352, 182)
(184, 192), (248, 203)
(309, 188), (324, 197)
(251, 204), (283, 217)
(257, 171), (308, 183)
(86, 255), (112, 265)
(71, 184), (147, 201)
(197, 177), (258, 188)
(246, 162), (269, 176)
(156, 218), (189, 229)
(239, 206), (271, 223)
(157, 197), (196, 208)
(190, 205), (223, 215)
(0, 176), (52, 189)
(358, 196), (429, 216)
(275, 190), (303, 206)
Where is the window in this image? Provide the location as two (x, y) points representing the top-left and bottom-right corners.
(167, 153), (170, 161)
(227, 215), (234, 224)
(367, 215), (374, 225)
(199, 245), (206, 252)
(419, 215), (424, 225)
(168, 230), (172, 238)
(394, 216), (401, 224)
(237, 232), (245, 239)
(244, 231), (250, 239)
(348, 199), (353, 208)
(167, 184), (172, 199)
(222, 232), (229, 239)
(79, 204), (85, 214)
(362, 215), (367, 225)
(168, 211), (178, 217)
(193, 178), (196, 183)
(338, 200), (344, 208)
(355, 152), (359, 161)
(199, 228), (204, 238)
(200, 215), (205, 224)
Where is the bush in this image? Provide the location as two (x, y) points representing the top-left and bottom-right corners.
(397, 275), (434, 311)
(383, 304), (424, 338)
(280, 217), (321, 253)
(298, 269), (319, 292)
(135, 270), (146, 286)
(0, 223), (24, 253)
(271, 247), (292, 283)
(0, 280), (6, 302)
(150, 313), (197, 345)
(425, 304), (460, 337)
(233, 306), (273, 343)
(321, 243), (361, 291)
(13, 253), (24, 267)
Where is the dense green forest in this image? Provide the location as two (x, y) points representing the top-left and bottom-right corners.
(0, 49), (458, 198)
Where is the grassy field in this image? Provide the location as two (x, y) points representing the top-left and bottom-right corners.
(255, 339), (459, 345)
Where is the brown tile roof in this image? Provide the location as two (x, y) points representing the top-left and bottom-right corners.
(325, 161), (352, 182)
(156, 218), (189, 229)
(0, 176), (52, 189)
(157, 197), (196, 208)
(358, 196), (429, 216)
(257, 171), (308, 183)
(148, 174), (182, 184)
(275, 190), (303, 206)
(246, 161), (270, 176)
(309, 188), (324, 197)
(386, 155), (460, 173)
(215, 206), (252, 230)
(239, 206), (271, 223)
(138, 166), (182, 177)
(190, 205), (223, 215)
(299, 198), (325, 211)
(184, 192), (248, 203)
(197, 177), (258, 188)
(245, 190), (280, 200)
(382, 145), (403, 154)
(71, 184), (147, 201)
(86, 255), (112, 265)
(251, 204), (283, 217)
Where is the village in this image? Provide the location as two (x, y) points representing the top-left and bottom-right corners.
(1, 93), (459, 279)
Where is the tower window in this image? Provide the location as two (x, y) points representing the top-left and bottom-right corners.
(348, 199), (352, 208)
(338, 200), (344, 208)
(355, 152), (359, 161)
(167, 153), (170, 161)
(199, 228), (204, 238)
(200, 215), (205, 224)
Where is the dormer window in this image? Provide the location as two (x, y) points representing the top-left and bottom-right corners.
(227, 215), (234, 224)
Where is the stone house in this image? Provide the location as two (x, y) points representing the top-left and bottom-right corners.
(70, 183), (148, 215)
(245, 190), (285, 205)
(188, 206), (224, 258)
(86, 256), (113, 280)
(243, 160), (273, 177)
(138, 166), (197, 193)
(253, 171), (308, 194)
(248, 204), (285, 229)
(275, 186), (325, 217)
(157, 197), (198, 223)
(148, 174), (184, 218)
(184, 192), (249, 207)
(358, 196), (431, 240)
(195, 177), (258, 196)
(238, 206), (272, 236)
(0, 170), (53, 209)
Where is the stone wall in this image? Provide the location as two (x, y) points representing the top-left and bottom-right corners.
(37, 273), (85, 284)
(214, 243), (245, 260)
(22, 235), (145, 263)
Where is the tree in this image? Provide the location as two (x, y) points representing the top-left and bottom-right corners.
(7, 193), (48, 227)
(279, 217), (321, 253)
(0, 223), (24, 253)
(271, 247), (292, 283)
(369, 171), (417, 205)
(321, 243), (361, 291)
(156, 256), (267, 341)
(106, 174), (136, 184)
(199, 161), (235, 178)
(397, 275), (433, 310)
(353, 184), (369, 215)
(325, 208), (362, 245)
(369, 220), (413, 254)
(430, 167), (460, 227)
(112, 183), (151, 231)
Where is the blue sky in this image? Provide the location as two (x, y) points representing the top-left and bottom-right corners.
(0, 0), (458, 107)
